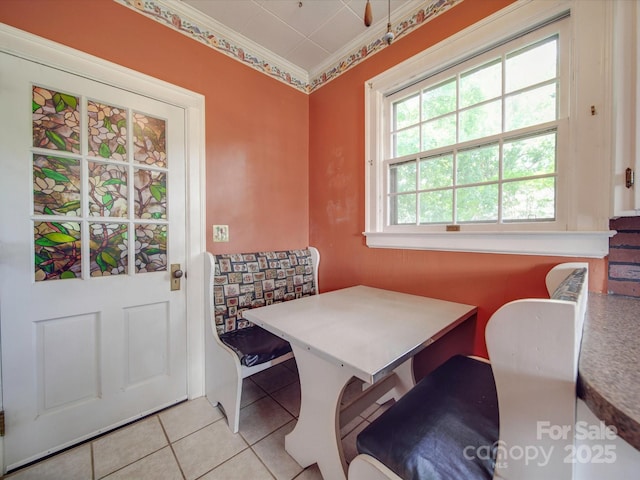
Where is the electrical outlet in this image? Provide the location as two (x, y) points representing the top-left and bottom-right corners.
(213, 225), (229, 242)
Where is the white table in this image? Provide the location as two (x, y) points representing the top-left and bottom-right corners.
(243, 285), (477, 480)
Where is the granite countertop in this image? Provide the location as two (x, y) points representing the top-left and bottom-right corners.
(578, 293), (640, 451)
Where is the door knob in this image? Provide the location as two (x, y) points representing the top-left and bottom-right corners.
(170, 264), (183, 291)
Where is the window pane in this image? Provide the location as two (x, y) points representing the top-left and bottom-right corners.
(459, 100), (501, 143)
(135, 223), (167, 272)
(394, 94), (420, 129)
(419, 190), (453, 224)
(422, 79), (456, 120)
(134, 168), (166, 219)
(460, 59), (501, 108)
(390, 194), (417, 224)
(503, 177), (555, 221)
(34, 220), (82, 281)
(503, 132), (556, 179)
(505, 83), (557, 131)
(33, 154), (81, 216)
(419, 154), (453, 189)
(394, 126), (420, 157)
(456, 184), (498, 222)
(421, 114), (456, 150)
(506, 37), (557, 93)
(457, 144), (499, 185)
(88, 101), (127, 160)
(133, 112), (167, 167)
(33, 86), (80, 154)
(89, 162), (128, 217)
(389, 161), (416, 193)
(89, 223), (128, 276)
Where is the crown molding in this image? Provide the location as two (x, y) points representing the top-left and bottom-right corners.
(114, 0), (463, 94)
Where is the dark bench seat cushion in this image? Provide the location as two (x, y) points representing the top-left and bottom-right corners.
(356, 355), (499, 480)
(219, 325), (292, 367)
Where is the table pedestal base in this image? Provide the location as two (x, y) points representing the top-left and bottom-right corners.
(286, 345), (354, 480)
(286, 347), (418, 480)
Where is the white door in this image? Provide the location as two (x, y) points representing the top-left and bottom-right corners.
(0, 52), (188, 470)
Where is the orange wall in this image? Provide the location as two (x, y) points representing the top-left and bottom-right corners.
(308, 0), (607, 360)
(0, 0), (309, 254)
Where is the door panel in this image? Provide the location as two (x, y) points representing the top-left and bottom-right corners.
(0, 52), (188, 470)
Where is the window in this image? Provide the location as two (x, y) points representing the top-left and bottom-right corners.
(364, 0), (614, 257)
(387, 36), (561, 227)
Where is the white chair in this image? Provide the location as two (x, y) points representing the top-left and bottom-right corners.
(349, 262), (588, 480)
(204, 247), (319, 433)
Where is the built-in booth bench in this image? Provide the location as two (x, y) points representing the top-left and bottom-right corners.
(349, 263), (589, 480)
(204, 247), (319, 433)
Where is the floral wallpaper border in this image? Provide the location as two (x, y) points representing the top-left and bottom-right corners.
(114, 0), (463, 94)
(310, 0), (462, 92)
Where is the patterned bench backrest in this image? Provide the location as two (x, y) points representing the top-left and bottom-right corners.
(550, 267), (587, 302)
(212, 249), (317, 335)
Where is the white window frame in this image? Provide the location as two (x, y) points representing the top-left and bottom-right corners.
(364, 0), (615, 257)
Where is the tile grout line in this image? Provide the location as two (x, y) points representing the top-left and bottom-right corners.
(90, 442), (96, 480)
(94, 416), (175, 480)
(157, 413), (187, 480)
(247, 444), (278, 480)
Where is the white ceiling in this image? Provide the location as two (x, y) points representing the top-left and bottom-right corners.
(180, 0), (425, 76)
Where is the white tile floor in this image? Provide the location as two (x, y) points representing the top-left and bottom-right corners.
(4, 359), (392, 480)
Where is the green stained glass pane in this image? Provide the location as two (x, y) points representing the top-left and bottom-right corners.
(134, 169), (166, 219)
(133, 112), (166, 167)
(87, 101), (127, 160)
(32, 86), (80, 153)
(89, 223), (128, 276)
(88, 162), (128, 217)
(33, 154), (81, 216)
(135, 224), (167, 273)
(34, 221), (81, 281)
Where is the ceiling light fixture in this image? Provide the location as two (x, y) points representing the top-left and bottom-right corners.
(364, 0), (373, 27)
(382, 0), (394, 45)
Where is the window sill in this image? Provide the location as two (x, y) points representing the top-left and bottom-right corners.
(362, 230), (616, 258)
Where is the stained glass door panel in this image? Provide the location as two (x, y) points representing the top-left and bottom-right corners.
(89, 222), (128, 276)
(30, 88), (171, 280)
(88, 161), (128, 217)
(87, 100), (127, 160)
(33, 153), (81, 216)
(34, 220), (82, 281)
(32, 86), (80, 153)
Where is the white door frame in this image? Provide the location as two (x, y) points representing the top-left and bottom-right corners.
(0, 23), (206, 469)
